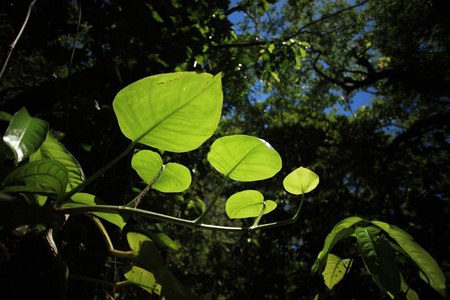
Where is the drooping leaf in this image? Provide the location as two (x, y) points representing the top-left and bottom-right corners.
(3, 107), (49, 164)
(207, 135), (282, 181)
(123, 265), (161, 295)
(322, 253), (352, 290)
(283, 167), (319, 195)
(3, 160), (68, 201)
(127, 232), (165, 272)
(30, 133), (85, 192)
(149, 231), (180, 251)
(113, 72), (222, 152)
(355, 227), (400, 297)
(225, 190), (277, 219)
(131, 150), (191, 192)
(63, 193), (126, 229)
(372, 221), (446, 298)
(312, 217), (363, 275)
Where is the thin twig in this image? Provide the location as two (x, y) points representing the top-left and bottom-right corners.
(0, 0), (37, 80)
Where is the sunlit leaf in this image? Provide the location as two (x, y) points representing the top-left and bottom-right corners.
(63, 193), (126, 229)
(30, 133), (85, 192)
(153, 163), (191, 193)
(3, 160), (68, 201)
(225, 190), (277, 219)
(372, 221), (446, 298)
(113, 72), (222, 152)
(123, 266), (161, 295)
(312, 217), (363, 275)
(283, 167), (319, 195)
(131, 150), (191, 192)
(3, 107), (49, 164)
(149, 231), (180, 251)
(322, 253), (352, 290)
(207, 135), (282, 181)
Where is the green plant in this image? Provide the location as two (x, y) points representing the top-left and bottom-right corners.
(312, 217), (446, 299)
(0, 71), (320, 299)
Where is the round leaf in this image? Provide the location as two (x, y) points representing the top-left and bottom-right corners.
(226, 190), (277, 219)
(131, 150), (191, 192)
(283, 167), (319, 195)
(153, 163), (191, 193)
(131, 150), (163, 183)
(207, 135), (282, 182)
(113, 72), (223, 152)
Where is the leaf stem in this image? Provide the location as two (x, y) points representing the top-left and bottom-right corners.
(57, 192), (307, 233)
(250, 201), (266, 230)
(194, 176), (228, 225)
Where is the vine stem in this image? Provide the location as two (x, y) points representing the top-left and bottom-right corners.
(57, 192), (306, 232)
(0, 0), (37, 80)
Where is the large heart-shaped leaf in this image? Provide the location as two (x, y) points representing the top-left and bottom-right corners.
(322, 253), (352, 291)
(372, 221), (446, 298)
(312, 217), (363, 275)
(30, 133), (85, 192)
(207, 135), (282, 181)
(3, 160), (68, 201)
(3, 107), (49, 164)
(113, 72), (222, 152)
(63, 193), (127, 229)
(226, 190), (277, 219)
(131, 150), (191, 192)
(127, 232), (165, 272)
(283, 167), (319, 195)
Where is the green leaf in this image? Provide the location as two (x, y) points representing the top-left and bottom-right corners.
(30, 133), (85, 192)
(312, 217), (363, 275)
(322, 253), (352, 290)
(355, 227), (400, 297)
(225, 190), (277, 219)
(283, 167), (319, 195)
(3, 160), (68, 201)
(3, 107), (49, 164)
(127, 232), (165, 272)
(153, 163), (191, 193)
(0, 185), (57, 197)
(131, 150), (191, 192)
(0, 111), (13, 122)
(113, 72), (222, 152)
(270, 71), (280, 82)
(207, 135), (282, 181)
(63, 193), (126, 229)
(149, 231), (180, 251)
(372, 221), (446, 298)
(131, 150), (163, 183)
(123, 265), (161, 295)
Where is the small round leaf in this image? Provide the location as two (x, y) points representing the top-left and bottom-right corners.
(226, 190), (277, 219)
(283, 167), (319, 195)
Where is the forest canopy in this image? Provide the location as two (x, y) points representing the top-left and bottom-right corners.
(0, 0), (448, 299)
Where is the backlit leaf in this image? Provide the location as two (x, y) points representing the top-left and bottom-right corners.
(30, 133), (85, 192)
(113, 72), (222, 152)
(225, 190), (277, 219)
(322, 253), (352, 290)
(283, 167), (319, 195)
(207, 135), (282, 181)
(3, 159), (68, 201)
(312, 217), (363, 275)
(123, 266), (161, 295)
